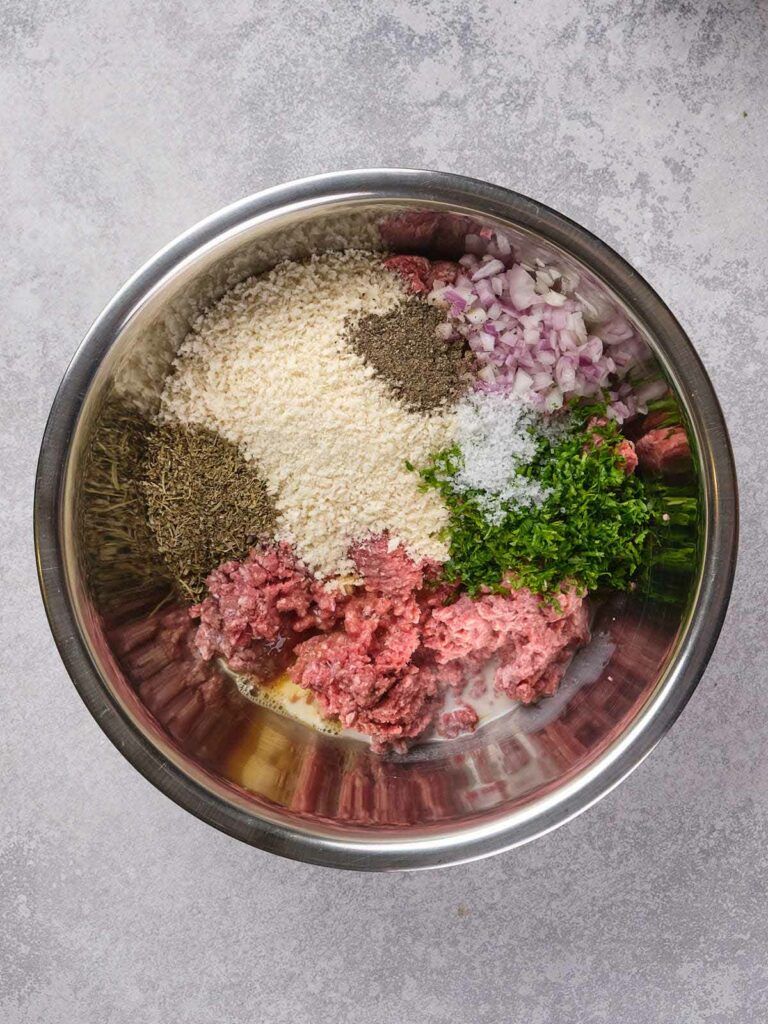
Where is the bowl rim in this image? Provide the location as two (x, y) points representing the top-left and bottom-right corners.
(34, 168), (739, 870)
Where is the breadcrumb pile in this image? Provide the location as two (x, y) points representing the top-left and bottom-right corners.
(160, 251), (455, 578)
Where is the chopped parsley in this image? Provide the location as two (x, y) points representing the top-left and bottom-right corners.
(418, 407), (655, 599)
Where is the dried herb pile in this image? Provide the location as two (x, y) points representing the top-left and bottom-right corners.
(79, 400), (172, 609)
(142, 423), (276, 600)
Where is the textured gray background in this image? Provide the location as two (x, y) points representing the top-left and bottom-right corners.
(2, 1), (766, 1022)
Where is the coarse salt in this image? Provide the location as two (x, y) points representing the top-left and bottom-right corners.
(451, 390), (551, 525)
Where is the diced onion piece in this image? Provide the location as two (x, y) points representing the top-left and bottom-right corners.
(495, 232), (512, 256)
(472, 258), (506, 281)
(507, 265), (538, 309)
(544, 387), (564, 411)
(466, 306), (489, 325)
(512, 370), (534, 395)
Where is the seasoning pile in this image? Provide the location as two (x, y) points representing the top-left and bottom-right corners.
(345, 299), (471, 412)
(80, 400), (171, 608)
(110, 223), (694, 752)
(143, 424), (276, 601)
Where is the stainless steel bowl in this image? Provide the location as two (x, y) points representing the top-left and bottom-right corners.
(35, 169), (738, 870)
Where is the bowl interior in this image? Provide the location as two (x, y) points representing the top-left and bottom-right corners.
(42, 180), (725, 867)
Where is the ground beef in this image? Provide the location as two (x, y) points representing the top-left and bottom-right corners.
(429, 261), (461, 287)
(383, 254), (459, 294)
(437, 704), (479, 739)
(292, 540), (588, 744)
(350, 535), (430, 597)
(194, 536), (589, 749)
(291, 634), (438, 752)
(636, 425), (690, 474)
(191, 543), (345, 674)
(291, 632), (393, 716)
(345, 664), (441, 750)
(423, 586), (589, 705)
(496, 638), (584, 704)
(617, 438), (639, 474)
(346, 594), (420, 671)
(290, 538), (428, 746)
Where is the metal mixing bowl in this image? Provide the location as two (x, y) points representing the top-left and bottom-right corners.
(35, 169), (738, 870)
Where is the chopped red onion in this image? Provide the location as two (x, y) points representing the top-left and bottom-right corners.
(472, 258), (506, 281)
(495, 232), (512, 256)
(475, 278), (496, 308)
(465, 307), (489, 326)
(429, 253), (643, 421)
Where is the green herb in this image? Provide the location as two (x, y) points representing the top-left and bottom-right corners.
(643, 395), (683, 429)
(638, 479), (699, 604)
(418, 407), (654, 599)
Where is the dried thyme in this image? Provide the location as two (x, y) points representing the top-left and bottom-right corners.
(142, 423), (276, 600)
(79, 399), (172, 610)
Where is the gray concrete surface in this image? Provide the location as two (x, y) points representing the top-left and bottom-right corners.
(2, 2), (766, 1021)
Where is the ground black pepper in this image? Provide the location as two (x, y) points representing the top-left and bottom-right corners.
(143, 423), (276, 600)
(346, 299), (471, 412)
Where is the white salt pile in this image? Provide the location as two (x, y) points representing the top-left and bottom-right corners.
(451, 390), (552, 524)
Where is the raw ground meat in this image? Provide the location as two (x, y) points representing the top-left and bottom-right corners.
(588, 416), (638, 475)
(498, 641), (582, 704)
(342, 592), (420, 673)
(343, 664), (441, 747)
(193, 536), (589, 749)
(636, 425), (690, 474)
(192, 543), (345, 675)
(290, 537), (431, 748)
(291, 632), (394, 716)
(437, 704), (479, 739)
(309, 651), (464, 744)
(383, 254), (459, 294)
(618, 438), (639, 474)
(292, 538), (588, 746)
(349, 536), (429, 597)
(423, 587), (589, 705)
